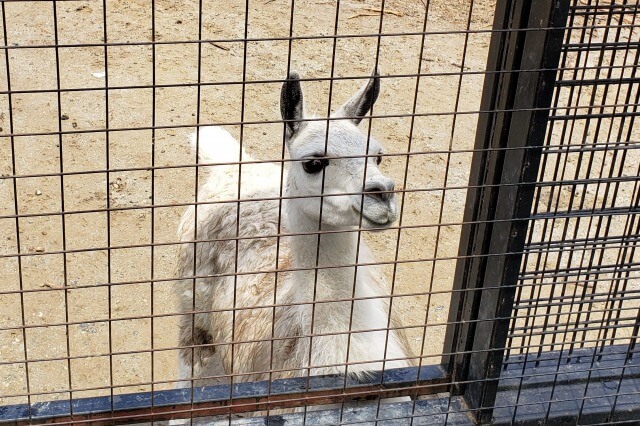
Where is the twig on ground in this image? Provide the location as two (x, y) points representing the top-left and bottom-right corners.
(209, 42), (230, 51)
(363, 7), (405, 17)
(348, 7), (405, 19)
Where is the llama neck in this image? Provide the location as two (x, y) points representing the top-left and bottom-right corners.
(283, 201), (361, 303)
(281, 200), (401, 371)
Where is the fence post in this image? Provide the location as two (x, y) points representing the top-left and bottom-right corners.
(441, 0), (570, 423)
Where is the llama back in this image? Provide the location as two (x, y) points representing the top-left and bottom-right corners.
(178, 126), (289, 286)
(192, 126), (285, 201)
(176, 126), (288, 310)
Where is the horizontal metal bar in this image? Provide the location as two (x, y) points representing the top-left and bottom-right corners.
(2, 271), (639, 346)
(1, 205), (638, 262)
(550, 110), (640, 121)
(570, 3), (639, 11)
(2, 139), (638, 185)
(502, 347), (637, 368)
(2, 345), (638, 424)
(0, 101), (637, 139)
(2, 174), (637, 223)
(1, 331), (635, 402)
(508, 316), (640, 339)
(562, 41), (640, 52)
(529, 205), (639, 221)
(1, 240), (637, 305)
(514, 288), (640, 310)
(0, 22), (636, 51)
(524, 233), (640, 251)
(0, 63), (636, 96)
(0, 343), (633, 406)
(0, 365), (448, 425)
(1, 244), (637, 314)
(543, 141), (640, 155)
(556, 77), (640, 87)
(1, 304), (637, 370)
(520, 258), (640, 280)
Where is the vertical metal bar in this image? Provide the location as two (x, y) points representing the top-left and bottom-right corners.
(302, 2), (342, 422)
(51, 0), (73, 416)
(442, 0), (570, 422)
(342, 4), (384, 420)
(100, 0), (115, 417)
(347, 2), (385, 421)
(229, 2), (250, 421)
(189, 0), (205, 421)
(266, 1), (296, 419)
(397, 0), (433, 423)
(149, 0), (157, 417)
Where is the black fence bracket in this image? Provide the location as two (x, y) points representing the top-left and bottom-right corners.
(442, 0), (571, 423)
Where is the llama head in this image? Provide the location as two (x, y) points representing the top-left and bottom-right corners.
(280, 70), (397, 231)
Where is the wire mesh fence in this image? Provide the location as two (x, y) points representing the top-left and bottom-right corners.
(0, 0), (638, 424)
(508, 0), (639, 361)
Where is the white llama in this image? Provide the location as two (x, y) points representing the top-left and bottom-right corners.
(175, 70), (414, 391)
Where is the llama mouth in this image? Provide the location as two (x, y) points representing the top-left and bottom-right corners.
(351, 202), (395, 228)
(356, 209), (393, 228)
(362, 218), (392, 230)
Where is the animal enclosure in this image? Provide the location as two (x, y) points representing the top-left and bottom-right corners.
(0, 0), (638, 424)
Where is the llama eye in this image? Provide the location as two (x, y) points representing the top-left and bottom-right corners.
(302, 158), (329, 174)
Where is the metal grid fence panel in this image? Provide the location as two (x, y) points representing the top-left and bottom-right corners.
(0, 1), (489, 422)
(507, 0), (640, 367)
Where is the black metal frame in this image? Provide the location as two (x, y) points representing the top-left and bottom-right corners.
(0, 366), (447, 425)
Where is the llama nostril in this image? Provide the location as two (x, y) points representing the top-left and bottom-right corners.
(365, 182), (394, 201)
(367, 185), (384, 199)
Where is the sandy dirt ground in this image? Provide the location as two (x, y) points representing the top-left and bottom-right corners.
(0, 0), (638, 411)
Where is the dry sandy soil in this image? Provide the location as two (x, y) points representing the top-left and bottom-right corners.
(0, 0), (638, 412)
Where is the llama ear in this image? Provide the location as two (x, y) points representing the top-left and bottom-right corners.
(280, 72), (305, 140)
(334, 68), (380, 125)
